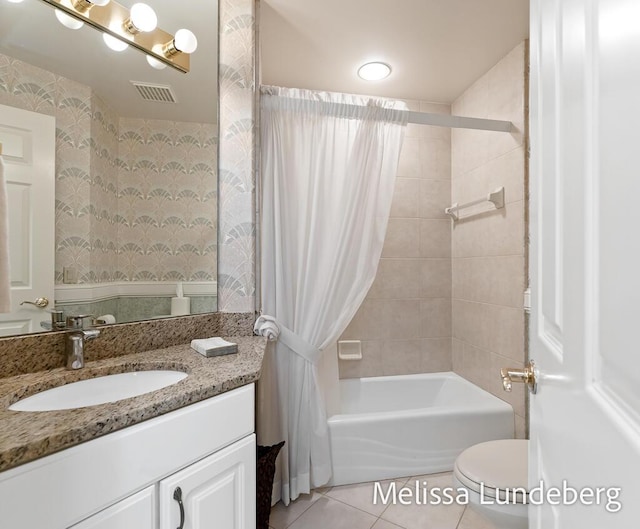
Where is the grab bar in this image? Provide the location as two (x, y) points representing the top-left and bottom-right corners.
(445, 187), (505, 221)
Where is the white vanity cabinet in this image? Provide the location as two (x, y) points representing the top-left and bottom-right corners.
(70, 487), (157, 529)
(0, 384), (256, 529)
(159, 435), (255, 529)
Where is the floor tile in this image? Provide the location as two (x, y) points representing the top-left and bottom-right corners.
(457, 506), (499, 529)
(372, 518), (405, 529)
(314, 486), (332, 495)
(380, 473), (465, 529)
(269, 492), (321, 529)
(287, 496), (378, 529)
(326, 479), (404, 516)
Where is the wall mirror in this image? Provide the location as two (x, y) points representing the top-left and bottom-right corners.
(0, 0), (218, 337)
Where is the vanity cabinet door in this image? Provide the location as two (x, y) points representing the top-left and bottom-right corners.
(159, 434), (256, 529)
(69, 485), (156, 529)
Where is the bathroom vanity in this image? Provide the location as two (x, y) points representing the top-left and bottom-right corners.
(0, 336), (265, 528)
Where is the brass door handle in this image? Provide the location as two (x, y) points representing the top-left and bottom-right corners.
(501, 360), (537, 394)
(20, 297), (49, 309)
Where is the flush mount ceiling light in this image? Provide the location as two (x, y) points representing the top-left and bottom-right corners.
(357, 62), (392, 81)
(38, 0), (197, 73)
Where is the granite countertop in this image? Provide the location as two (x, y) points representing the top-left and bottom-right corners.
(0, 336), (266, 472)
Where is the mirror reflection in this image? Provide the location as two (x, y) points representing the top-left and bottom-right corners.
(0, 0), (218, 337)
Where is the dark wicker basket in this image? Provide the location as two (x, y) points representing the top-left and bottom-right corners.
(256, 441), (285, 529)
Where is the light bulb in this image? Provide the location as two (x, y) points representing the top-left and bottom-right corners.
(103, 33), (128, 52)
(55, 9), (84, 29)
(7, 0), (26, 4)
(146, 55), (167, 70)
(174, 29), (198, 54)
(357, 62), (392, 81)
(127, 3), (157, 33)
(71, 0), (109, 12)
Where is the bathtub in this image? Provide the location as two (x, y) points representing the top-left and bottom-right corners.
(327, 372), (514, 486)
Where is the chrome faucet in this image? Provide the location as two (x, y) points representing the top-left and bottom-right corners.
(65, 315), (100, 370)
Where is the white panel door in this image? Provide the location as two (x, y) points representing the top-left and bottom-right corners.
(0, 104), (55, 336)
(70, 486), (157, 529)
(529, 0), (640, 527)
(159, 435), (256, 529)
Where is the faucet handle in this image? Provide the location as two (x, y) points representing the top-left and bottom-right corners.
(65, 314), (95, 330)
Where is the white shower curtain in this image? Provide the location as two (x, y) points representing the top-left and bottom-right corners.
(258, 86), (407, 504)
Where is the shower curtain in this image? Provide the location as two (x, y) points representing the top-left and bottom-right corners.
(257, 86), (407, 504)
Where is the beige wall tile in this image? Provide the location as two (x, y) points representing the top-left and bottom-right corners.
(390, 177), (420, 218)
(452, 299), (524, 362)
(421, 258), (452, 298)
(452, 147), (525, 206)
(382, 218), (420, 258)
(342, 299), (422, 341)
(339, 339), (432, 378)
(451, 200), (524, 258)
(419, 138), (451, 180)
(420, 298), (452, 338)
(421, 338), (453, 372)
(368, 259), (423, 299)
(419, 219), (451, 258)
(452, 256), (525, 308)
(418, 179), (451, 219)
(397, 137), (420, 177)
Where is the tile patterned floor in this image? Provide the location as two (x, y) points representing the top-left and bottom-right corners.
(269, 472), (498, 529)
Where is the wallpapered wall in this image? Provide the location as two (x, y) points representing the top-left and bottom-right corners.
(0, 52), (217, 285)
(217, 0), (257, 313)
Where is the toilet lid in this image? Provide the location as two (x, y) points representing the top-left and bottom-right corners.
(454, 440), (528, 502)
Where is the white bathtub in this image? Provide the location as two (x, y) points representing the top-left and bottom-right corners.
(327, 372), (514, 486)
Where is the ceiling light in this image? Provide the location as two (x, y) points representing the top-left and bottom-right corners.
(55, 9), (84, 29)
(124, 3), (157, 34)
(6, 0), (26, 3)
(103, 33), (128, 51)
(358, 62), (392, 81)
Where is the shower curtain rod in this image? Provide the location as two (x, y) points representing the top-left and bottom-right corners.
(261, 87), (513, 132)
(407, 111), (512, 132)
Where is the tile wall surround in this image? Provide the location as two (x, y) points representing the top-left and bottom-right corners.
(339, 101), (453, 379)
(0, 312), (255, 379)
(0, 0), (257, 366)
(450, 42), (528, 439)
(338, 42), (528, 440)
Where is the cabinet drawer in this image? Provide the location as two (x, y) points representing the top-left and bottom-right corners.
(70, 486), (156, 529)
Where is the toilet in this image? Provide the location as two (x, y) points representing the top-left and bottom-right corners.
(453, 439), (529, 529)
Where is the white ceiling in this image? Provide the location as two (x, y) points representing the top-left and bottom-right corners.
(0, 0), (218, 123)
(260, 0), (529, 103)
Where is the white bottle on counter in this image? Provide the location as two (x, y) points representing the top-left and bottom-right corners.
(170, 282), (191, 316)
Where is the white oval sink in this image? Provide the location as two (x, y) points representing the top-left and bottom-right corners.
(9, 370), (188, 412)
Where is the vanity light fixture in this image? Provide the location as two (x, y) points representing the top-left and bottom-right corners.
(38, 0), (197, 73)
(123, 2), (157, 34)
(357, 62), (392, 81)
(54, 8), (84, 29)
(103, 32), (128, 51)
(71, 0), (109, 13)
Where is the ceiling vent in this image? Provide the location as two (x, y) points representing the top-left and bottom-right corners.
(131, 81), (177, 103)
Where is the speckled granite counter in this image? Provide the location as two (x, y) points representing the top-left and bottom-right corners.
(0, 336), (266, 472)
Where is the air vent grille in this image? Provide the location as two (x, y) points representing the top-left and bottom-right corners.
(131, 82), (177, 103)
